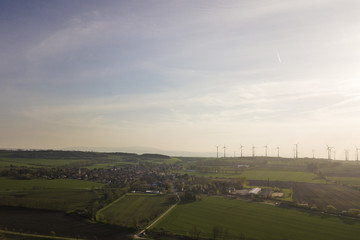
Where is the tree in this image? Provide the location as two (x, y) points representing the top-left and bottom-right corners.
(307, 163), (318, 173)
(189, 225), (202, 239)
(235, 177), (247, 188)
(347, 208), (360, 217)
(222, 228), (228, 240)
(239, 232), (246, 240)
(212, 226), (223, 240)
(325, 204), (337, 214)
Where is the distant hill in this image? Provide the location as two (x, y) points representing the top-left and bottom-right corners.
(0, 149), (107, 159)
(0, 149), (172, 160)
(61, 146), (215, 157)
(140, 153), (170, 159)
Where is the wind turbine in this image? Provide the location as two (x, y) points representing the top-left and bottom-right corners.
(252, 145), (256, 157)
(216, 146), (219, 158)
(293, 147), (295, 159)
(239, 145), (244, 158)
(333, 150), (336, 160)
(294, 143), (298, 159)
(326, 145), (333, 160)
(345, 149), (350, 161)
(355, 147), (359, 161)
(276, 146), (280, 158)
(223, 145), (226, 158)
(264, 144), (268, 157)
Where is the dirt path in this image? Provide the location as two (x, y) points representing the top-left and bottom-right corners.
(134, 193), (180, 239)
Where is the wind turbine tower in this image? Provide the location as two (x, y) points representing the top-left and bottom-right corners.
(293, 147), (295, 159)
(277, 146), (280, 158)
(240, 145), (244, 158)
(333, 150), (336, 161)
(223, 145), (226, 158)
(345, 149), (349, 161)
(294, 144), (298, 159)
(356, 147), (359, 161)
(252, 145), (255, 157)
(326, 145), (333, 160)
(264, 145), (268, 157)
(216, 146), (219, 159)
(312, 149), (315, 159)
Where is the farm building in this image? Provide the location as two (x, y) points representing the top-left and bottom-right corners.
(145, 190), (160, 194)
(237, 164), (249, 168)
(271, 192), (284, 198)
(249, 188), (261, 195)
(231, 188), (264, 196)
(260, 188), (272, 198)
(232, 189), (249, 195)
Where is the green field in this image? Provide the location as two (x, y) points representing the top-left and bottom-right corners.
(97, 193), (176, 228)
(328, 176), (360, 186)
(242, 169), (326, 183)
(0, 178), (104, 211)
(180, 169), (326, 184)
(0, 190), (100, 211)
(0, 157), (90, 167)
(153, 196), (360, 240)
(0, 178), (104, 192)
(0, 152), (180, 169)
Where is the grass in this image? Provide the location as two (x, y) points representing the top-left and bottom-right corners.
(180, 169), (326, 183)
(0, 151), (178, 170)
(0, 157), (88, 167)
(328, 176), (360, 186)
(280, 188), (293, 201)
(153, 196), (360, 240)
(0, 178), (103, 192)
(0, 190), (100, 211)
(241, 169), (326, 183)
(292, 183), (360, 211)
(0, 178), (104, 211)
(97, 193), (175, 228)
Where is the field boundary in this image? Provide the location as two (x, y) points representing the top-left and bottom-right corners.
(135, 193), (180, 238)
(95, 193), (162, 222)
(95, 193), (128, 221)
(0, 229), (84, 240)
(151, 195), (360, 240)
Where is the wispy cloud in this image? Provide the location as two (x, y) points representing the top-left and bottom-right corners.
(1, 0), (360, 156)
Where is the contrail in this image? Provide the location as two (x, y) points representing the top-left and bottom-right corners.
(276, 49), (282, 63)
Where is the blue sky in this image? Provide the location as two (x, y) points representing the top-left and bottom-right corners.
(1, 0), (360, 158)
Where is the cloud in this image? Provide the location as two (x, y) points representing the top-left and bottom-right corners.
(16, 74), (359, 131)
(2, 0), (360, 155)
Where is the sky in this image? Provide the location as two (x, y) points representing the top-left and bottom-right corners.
(1, 0), (360, 159)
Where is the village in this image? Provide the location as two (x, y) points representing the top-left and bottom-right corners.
(0, 162), (286, 202)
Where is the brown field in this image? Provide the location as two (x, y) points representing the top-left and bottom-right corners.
(0, 206), (132, 240)
(248, 179), (296, 188)
(249, 180), (360, 211)
(292, 183), (360, 211)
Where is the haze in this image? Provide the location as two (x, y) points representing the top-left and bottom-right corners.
(1, 0), (360, 159)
